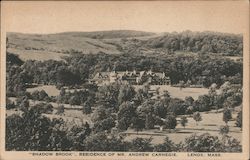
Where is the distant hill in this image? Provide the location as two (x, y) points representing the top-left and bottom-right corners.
(6, 30), (243, 61)
(6, 30), (156, 61)
(51, 30), (155, 39)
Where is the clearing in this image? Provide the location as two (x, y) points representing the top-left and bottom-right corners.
(26, 85), (60, 97)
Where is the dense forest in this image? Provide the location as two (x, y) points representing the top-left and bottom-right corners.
(143, 31), (243, 56)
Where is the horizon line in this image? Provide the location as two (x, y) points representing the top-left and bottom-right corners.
(6, 29), (243, 36)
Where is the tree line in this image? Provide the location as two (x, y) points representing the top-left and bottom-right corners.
(6, 51), (242, 97)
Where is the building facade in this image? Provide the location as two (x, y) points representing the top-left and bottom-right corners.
(90, 70), (171, 85)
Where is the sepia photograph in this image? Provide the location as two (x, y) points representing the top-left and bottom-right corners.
(0, 1), (249, 160)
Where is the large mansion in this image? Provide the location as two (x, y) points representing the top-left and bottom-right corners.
(89, 70), (171, 85)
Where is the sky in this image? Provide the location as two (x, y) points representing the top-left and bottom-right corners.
(1, 1), (249, 34)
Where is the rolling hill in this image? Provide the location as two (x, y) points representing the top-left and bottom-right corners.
(6, 30), (156, 61)
(6, 30), (243, 61)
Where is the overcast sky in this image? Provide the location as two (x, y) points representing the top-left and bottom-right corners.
(2, 1), (249, 34)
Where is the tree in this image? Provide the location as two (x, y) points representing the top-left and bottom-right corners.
(6, 98), (15, 110)
(97, 83), (120, 111)
(179, 80), (185, 90)
(185, 96), (194, 106)
(235, 110), (242, 130)
(82, 99), (92, 114)
(141, 83), (151, 99)
(34, 103), (53, 114)
(208, 83), (217, 106)
(117, 102), (137, 131)
(66, 122), (91, 151)
(6, 107), (71, 151)
(131, 116), (145, 134)
(180, 116), (188, 128)
(223, 108), (232, 124)
(129, 137), (153, 152)
(153, 101), (167, 118)
(56, 68), (81, 86)
(38, 90), (49, 101)
(93, 117), (116, 133)
(186, 106), (194, 115)
(7, 52), (24, 66)
(153, 137), (177, 152)
(145, 113), (155, 130)
(162, 90), (170, 99)
(117, 83), (135, 105)
(31, 90), (40, 100)
(193, 111), (202, 126)
(134, 88), (144, 105)
(167, 98), (187, 115)
(183, 133), (223, 152)
(164, 114), (177, 130)
(219, 125), (229, 136)
(56, 105), (65, 115)
(195, 95), (211, 112)
(84, 132), (127, 151)
(91, 106), (108, 123)
(69, 95), (80, 106)
(155, 87), (160, 99)
(20, 98), (30, 112)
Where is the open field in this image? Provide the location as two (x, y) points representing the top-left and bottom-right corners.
(26, 85), (60, 97)
(7, 48), (68, 61)
(123, 111), (241, 145)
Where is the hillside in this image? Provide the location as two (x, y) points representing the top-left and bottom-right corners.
(6, 30), (156, 61)
(6, 30), (243, 61)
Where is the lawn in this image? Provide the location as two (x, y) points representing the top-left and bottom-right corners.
(123, 111), (242, 145)
(134, 85), (212, 100)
